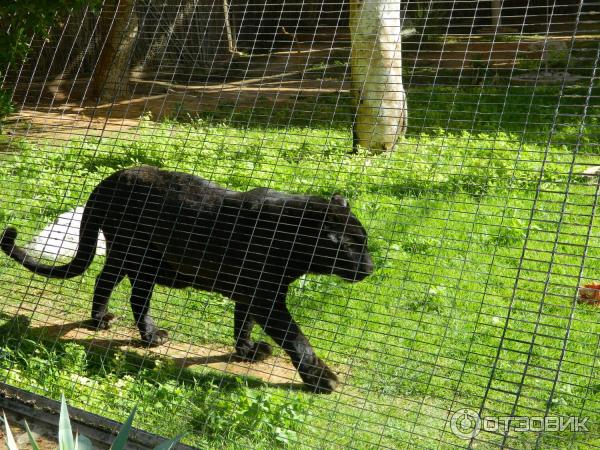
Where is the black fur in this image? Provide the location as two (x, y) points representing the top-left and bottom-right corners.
(1, 166), (373, 393)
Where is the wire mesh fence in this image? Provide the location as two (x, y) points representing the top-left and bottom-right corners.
(0, 0), (599, 448)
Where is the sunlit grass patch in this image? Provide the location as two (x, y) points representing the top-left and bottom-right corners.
(0, 84), (598, 447)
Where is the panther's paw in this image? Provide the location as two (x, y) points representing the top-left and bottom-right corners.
(236, 341), (273, 362)
(299, 358), (339, 394)
(141, 329), (169, 347)
(88, 312), (117, 330)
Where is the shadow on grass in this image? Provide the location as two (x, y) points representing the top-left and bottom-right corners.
(160, 84), (598, 152)
(0, 312), (306, 392)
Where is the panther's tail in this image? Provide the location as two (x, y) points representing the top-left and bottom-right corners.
(1, 204), (101, 279)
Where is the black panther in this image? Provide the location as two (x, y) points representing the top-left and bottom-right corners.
(1, 165), (373, 392)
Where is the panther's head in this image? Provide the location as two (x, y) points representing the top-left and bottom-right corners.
(307, 194), (373, 282)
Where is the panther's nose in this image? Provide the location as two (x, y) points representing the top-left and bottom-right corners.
(354, 253), (373, 281)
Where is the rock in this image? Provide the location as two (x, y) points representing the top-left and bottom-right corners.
(27, 207), (106, 260)
(582, 166), (600, 180)
(17, 430), (41, 445)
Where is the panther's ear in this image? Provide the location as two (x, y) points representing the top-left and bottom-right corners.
(331, 193), (348, 208)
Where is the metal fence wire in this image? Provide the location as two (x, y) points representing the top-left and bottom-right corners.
(0, 0), (599, 448)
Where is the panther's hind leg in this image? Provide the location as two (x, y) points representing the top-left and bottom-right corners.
(90, 258), (125, 330)
(234, 302), (272, 362)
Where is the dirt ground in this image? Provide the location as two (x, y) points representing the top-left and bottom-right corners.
(3, 76), (349, 145)
(1, 410), (57, 450)
(3, 33), (596, 146)
(1, 297), (305, 389)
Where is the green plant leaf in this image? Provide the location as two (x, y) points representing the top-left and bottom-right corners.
(152, 433), (185, 450)
(24, 421), (41, 450)
(110, 406), (136, 450)
(59, 394), (75, 450)
(2, 411), (19, 450)
(75, 433), (93, 450)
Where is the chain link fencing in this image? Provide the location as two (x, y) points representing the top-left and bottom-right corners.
(0, 0), (599, 448)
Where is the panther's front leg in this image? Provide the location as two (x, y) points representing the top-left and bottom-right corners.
(234, 302), (273, 362)
(251, 299), (339, 393)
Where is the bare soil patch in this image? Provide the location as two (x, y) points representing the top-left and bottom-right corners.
(0, 410), (57, 450)
(4, 77), (348, 144)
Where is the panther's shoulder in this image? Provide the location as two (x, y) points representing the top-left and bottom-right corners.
(240, 187), (331, 211)
(106, 166), (223, 196)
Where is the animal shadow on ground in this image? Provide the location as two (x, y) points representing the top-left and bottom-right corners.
(0, 312), (306, 392)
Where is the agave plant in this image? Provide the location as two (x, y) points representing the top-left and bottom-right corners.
(2, 395), (183, 450)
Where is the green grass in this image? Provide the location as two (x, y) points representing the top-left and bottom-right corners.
(0, 84), (599, 448)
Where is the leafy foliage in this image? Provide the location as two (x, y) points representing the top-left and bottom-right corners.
(0, 1), (95, 70)
(191, 379), (306, 446)
(1, 395), (181, 450)
(0, 0), (98, 120)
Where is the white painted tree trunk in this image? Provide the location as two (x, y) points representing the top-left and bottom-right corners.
(350, 0), (406, 153)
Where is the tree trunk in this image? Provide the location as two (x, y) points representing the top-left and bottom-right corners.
(90, 0), (138, 102)
(350, 0), (406, 153)
(223, 0), (238, 53)
(491, 0), (502, 28)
